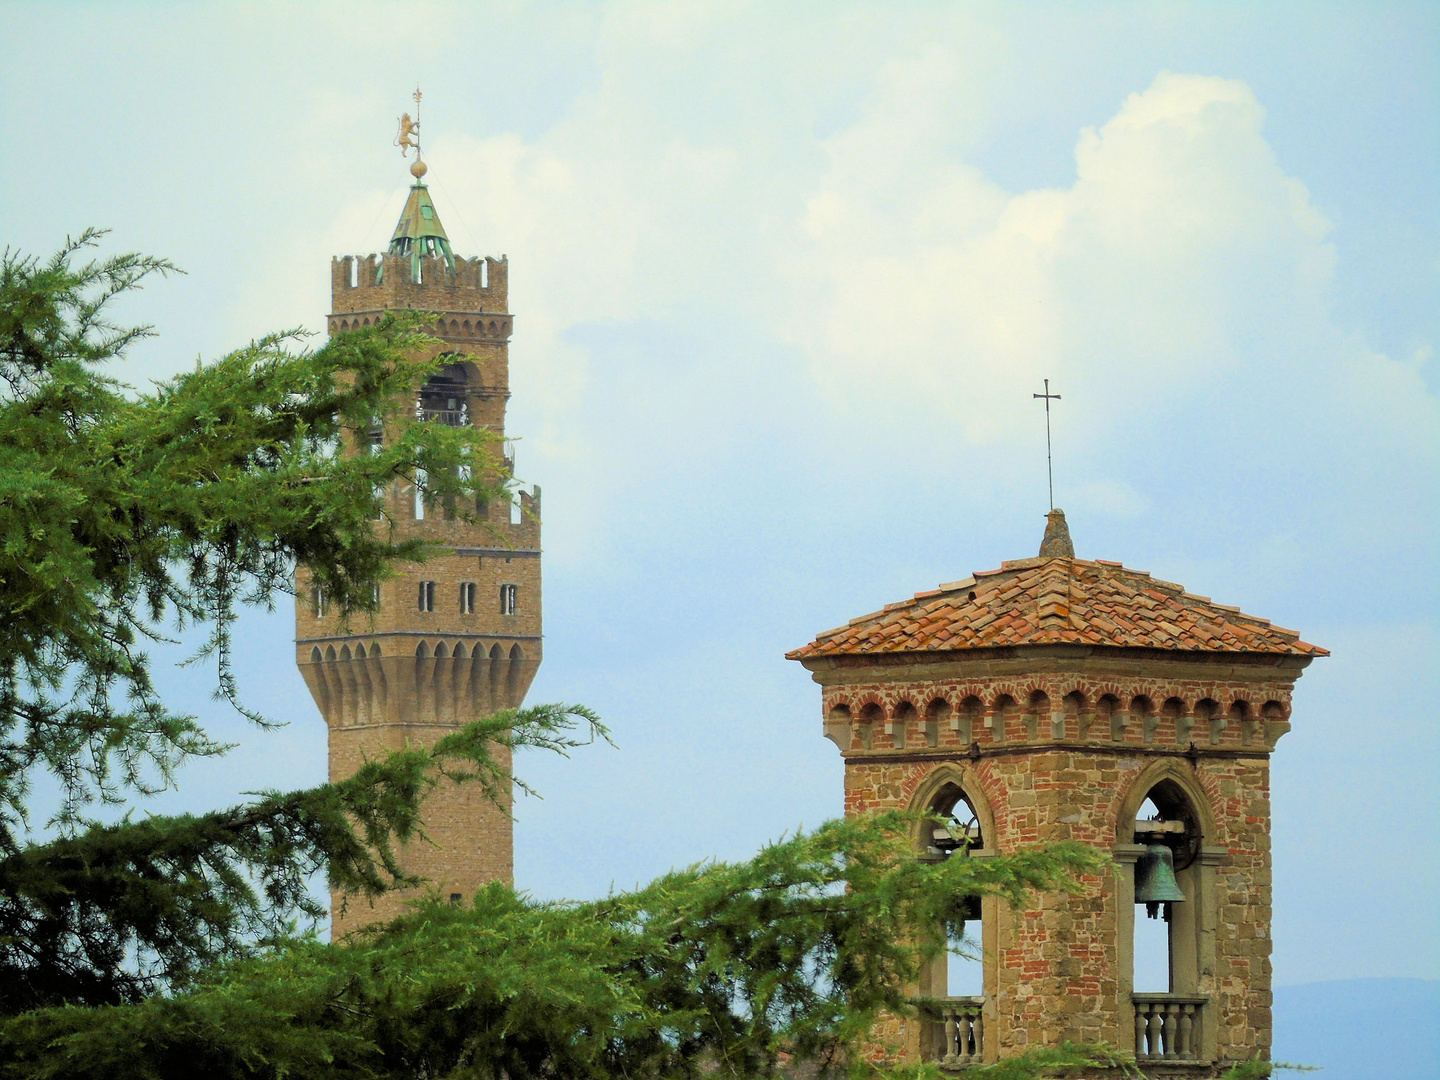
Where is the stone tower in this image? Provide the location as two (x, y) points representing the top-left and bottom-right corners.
(787, 510), (1325, 1075)
(295, 171), (541, 933)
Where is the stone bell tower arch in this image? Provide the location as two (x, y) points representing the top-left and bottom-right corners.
(295, 152), (542, 933)
(788, 509), (1325, 1075)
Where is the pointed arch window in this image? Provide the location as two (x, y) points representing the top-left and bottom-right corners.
(917, 779), (990, 1068)
(1123, 773), (1212, 1064)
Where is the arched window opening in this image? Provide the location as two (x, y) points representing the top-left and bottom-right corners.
(414, 468), (428, 520)
(922, 784), (986, 997)
(418, 361), (471, 427)
(1132, 781), (1203, 995)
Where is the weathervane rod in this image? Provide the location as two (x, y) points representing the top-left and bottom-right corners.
(1033, 378), (1061, 511)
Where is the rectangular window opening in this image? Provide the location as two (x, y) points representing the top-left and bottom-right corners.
(418, 580), (436, 613)
(499, 583), (517, 616)
(1133, 905), (1172, 992)
(460, 582), (476, 614)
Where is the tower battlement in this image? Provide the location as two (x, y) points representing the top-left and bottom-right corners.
(330, 253), (508, 316)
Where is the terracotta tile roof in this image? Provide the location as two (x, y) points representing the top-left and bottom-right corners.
(787, 557), (1328, 660)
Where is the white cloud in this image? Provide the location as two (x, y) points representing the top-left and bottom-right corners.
(789, 71), (1353, 439)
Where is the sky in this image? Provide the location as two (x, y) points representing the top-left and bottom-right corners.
(1, 1), (1436, 988)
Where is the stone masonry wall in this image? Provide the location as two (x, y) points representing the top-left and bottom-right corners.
(805, 650), (1303, 1075)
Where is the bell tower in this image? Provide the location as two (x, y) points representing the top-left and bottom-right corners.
(295, 135), (541, 933)
(788, 510), (1325, 1075)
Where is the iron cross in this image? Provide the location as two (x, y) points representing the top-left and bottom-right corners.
(1033, 379), (1061, 511)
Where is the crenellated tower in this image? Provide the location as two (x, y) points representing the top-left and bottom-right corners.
(295, 149), (541, 933)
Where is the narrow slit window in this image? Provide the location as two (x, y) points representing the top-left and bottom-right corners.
(311, 587), (326, 618)
(499, 583), (517, 616)
(414, 468), (427, 520)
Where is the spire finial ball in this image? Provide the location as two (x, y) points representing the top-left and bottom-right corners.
(410, 159), (429, 179)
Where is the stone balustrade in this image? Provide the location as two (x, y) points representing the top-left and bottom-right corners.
(918, 996), (985, 1069)
(1133, 994), (1206, 1061)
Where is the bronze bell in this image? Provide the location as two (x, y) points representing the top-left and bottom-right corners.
(1135, 843), (1185, 920)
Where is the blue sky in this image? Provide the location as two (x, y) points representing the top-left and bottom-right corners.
(2, 1), (1436, 986)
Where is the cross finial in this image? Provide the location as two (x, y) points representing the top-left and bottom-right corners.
(1032, 378), (1061, 511)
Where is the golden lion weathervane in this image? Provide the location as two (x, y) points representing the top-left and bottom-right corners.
(395, 86), (427, 179)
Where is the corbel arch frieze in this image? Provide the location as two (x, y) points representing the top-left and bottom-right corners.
(820, 674), (1294, 752)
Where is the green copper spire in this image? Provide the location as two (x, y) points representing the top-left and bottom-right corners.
(387, 180), (456, 280)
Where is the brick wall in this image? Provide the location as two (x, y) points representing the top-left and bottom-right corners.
(803, 649), (1306, 1072)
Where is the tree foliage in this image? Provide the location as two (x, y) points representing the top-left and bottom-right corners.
(1, 229), (501, 838)
(0, 817), (1105, 1079)
(0, 233), (605, 1010)
(1, 235), (1133, 1079)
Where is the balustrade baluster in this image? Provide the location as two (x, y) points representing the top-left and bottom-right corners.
(920, 997), (986, 1069)
(1178, 1003), (1194, 1058)
(1136, 1003), (1148, 1056)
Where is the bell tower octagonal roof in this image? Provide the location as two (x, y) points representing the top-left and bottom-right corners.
(787, 511), (1327, 661)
